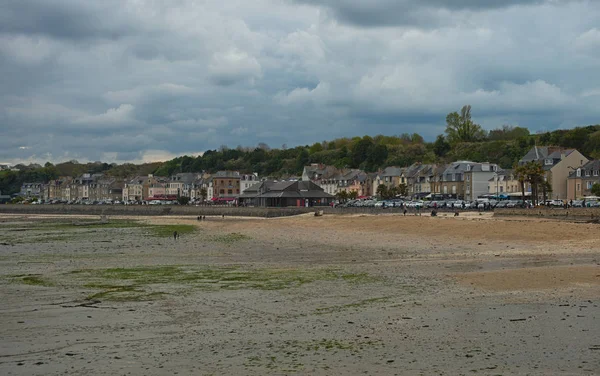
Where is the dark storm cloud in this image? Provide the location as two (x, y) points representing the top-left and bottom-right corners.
(294, 0), (569, 27)
(0, 0), (137, 40)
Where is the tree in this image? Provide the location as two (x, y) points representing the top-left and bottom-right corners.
(177, 196), (190, 205)
(366, 144), (388, 171)
(350, 137), (374, 168)
(488, 125), (530, 141)
(397, 183), (408, 197)
(445, 105), (486, 144)
(295, 149), (310, 173)
(376, 184), (388, 199)
(336, 190), (349, 203)
(591, 183), (600, 196)
(433, 135), (451, 158)
(525, 162), (545, 206)
(515, 161), (545, 205)
(309, 142), (323, 154)
(348, 190), (359, 200)
(514, 164), (528, 204)
(200, 188), (207, 202)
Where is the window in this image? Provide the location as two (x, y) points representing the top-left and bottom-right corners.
(545, 159), (553, 165)
(587, 182), (594, 189)
(594, 170), (599, 177)
(585, 171), (591, 177)
(228, 189), (233, 195)
(452, 185), (456, 194)
(500, 186), (504, 193)
(577, 184), (580, 191)
(466, 165), (471, 171)
(576, 169), (581, 177)
(466, 174), (470, 182)
(452, 174), (456, 182)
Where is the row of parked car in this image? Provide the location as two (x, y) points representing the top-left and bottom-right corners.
(335, 198), (600, 209)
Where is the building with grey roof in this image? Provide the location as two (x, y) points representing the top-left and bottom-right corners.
(239, 180), (333, 207)
(567, 159), (600, 200)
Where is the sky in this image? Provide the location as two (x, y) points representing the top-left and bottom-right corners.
(1, 0), (599, 165)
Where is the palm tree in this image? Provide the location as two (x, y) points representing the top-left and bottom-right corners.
(515, 162), (545, 206)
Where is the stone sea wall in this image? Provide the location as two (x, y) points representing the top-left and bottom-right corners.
(495, 207), (600, 219)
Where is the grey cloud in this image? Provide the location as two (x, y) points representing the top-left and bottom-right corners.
(0, 0), (137, 40)
(293, 0), (570, 27)
(0, 0), (598, 165)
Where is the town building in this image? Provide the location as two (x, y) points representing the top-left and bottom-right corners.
(462, 162), (501, 201)
(212, 171), (241, 199)
(567, 160), (600, 200)
(487, 169), (522, 196)
(302, 164), (340, 196)
(239, 180), (334, 207)
(519, 146), (588, 200)
(379, 166), (407, 189)
(123, 174), (167, 201)
(19, 183), (43, 198)
(440, 161), (500, 200)
(240, 173), (260, 194)
(166, 173), (201, 198)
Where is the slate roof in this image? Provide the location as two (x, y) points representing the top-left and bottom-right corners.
(304, 165), (339, 180)
(214, 171), (240, 178)
(171, 173), (200, 184)
(568, 160), (600, 178)
(239, 180), (334, 199)
(381, 166), (405, 177)
(520, 146), (550, 163)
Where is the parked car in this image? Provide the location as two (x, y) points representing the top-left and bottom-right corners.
(495, 201), (509, 208)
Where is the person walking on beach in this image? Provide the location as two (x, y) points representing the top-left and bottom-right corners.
(173, 231), (178, 240)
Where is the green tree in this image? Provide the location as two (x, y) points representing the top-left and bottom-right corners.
(445, 105), (486, 144)
(433, 135), (451, 158)
(397, 183), (408, 197)
(488, 125), (530, 141)
(350, 137), (374, 168)
(177, 196), (190, 205)
(336, 190), (349, 203)
(591, 183), (600, 196)
(366, 144), (388, 171)
(348, 190), (359, 200)
(515, 161), (545, 205)
(200, 188), (207, 202)
(295, 149), (310, 173)
(309, 142), (323, 154)
(514, 164), (528, 204)
(376, 184), (388, 199)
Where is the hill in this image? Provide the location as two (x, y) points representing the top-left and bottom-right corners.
(1, 123), (599, 195)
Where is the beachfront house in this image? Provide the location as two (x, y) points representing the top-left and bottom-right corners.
(519, 146), (588, 200)
(567, 160), (600, 200)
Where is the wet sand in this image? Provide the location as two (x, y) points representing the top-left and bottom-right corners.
(0, 213), (599, 375)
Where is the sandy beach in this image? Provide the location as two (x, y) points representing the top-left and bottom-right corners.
(0, 213), (598, 375)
